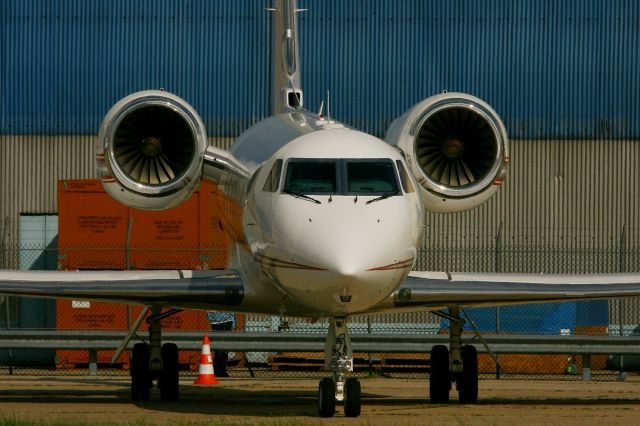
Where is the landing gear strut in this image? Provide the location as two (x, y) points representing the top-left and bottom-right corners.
(429, 306), (479, 404)
(318, 317), (361, 417)
(129, 305), (181, 402)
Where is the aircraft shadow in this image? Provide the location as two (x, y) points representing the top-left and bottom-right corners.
(0, 377), (638, 417)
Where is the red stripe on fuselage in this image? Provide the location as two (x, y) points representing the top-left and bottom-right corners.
(367, 258), (414, 271)
(254, 254), (327, 271)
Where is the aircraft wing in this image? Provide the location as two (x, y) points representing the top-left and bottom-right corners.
(391, 271), (640, 309)
(0, 269), (244, 310)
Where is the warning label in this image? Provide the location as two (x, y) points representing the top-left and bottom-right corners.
(70, 313), (117, 328)
(154, 220), (185, 241)
(76, 215), (124, 234)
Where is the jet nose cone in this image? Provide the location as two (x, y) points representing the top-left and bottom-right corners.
(317, 239), (369, 274)
(330, 256), (361, 278)
(311, 241), (408, 310)
(270, 194), (420, 314)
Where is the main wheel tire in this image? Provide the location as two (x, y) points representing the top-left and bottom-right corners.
(429, 344), (450, 403)
(343, 377), (361, 417)
(458, 345), (478, 404)
(318, 377), (336, 417)
(131, 343), (151, 402)
(160, 343), (180, 402)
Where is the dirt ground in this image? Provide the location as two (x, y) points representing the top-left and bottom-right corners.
(0, 376), (639, 425)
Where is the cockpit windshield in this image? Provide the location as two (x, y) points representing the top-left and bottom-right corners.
(346, 160), (399, 194)
(282, 158), (401, 196)
(283, 160), (337, 194)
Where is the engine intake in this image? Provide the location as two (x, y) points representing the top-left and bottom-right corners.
(96, 90), (207, 210)
(386, 92), (509, 213)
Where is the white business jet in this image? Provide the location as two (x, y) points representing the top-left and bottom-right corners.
(2, 0), (640, 418)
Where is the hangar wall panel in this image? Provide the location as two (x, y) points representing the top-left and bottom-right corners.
(0, 136), (232, 266)
(1, 0), (639, 273)
(420, 138), (640, 272)
(0, 135), (94, 266)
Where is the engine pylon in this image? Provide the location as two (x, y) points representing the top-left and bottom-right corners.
(193, 335), (219, 385)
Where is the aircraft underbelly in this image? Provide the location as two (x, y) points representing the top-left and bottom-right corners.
(274, 267), (405, 314)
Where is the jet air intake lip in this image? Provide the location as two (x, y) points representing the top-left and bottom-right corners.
(412, 100), (504, 198)
(101, 92), (207, 198)
(113, 105), (196, 188)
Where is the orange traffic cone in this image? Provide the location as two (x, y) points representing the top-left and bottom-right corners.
(194, 335), (219, 385)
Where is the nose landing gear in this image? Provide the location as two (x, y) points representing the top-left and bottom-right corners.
(318, 317), (362, 417)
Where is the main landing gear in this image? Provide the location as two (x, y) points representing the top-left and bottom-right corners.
(429, 306), (479, 404)
(130, 306), (181, 402)
(318, 317), (361, 417)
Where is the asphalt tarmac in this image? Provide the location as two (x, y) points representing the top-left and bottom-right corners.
(0, 376), (639, 425)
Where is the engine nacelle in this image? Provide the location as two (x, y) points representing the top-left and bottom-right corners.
(386, 92), (509, 213)
(96, 90), (207, 210)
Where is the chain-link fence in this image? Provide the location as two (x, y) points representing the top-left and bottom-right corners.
(0, 244), (639, 381)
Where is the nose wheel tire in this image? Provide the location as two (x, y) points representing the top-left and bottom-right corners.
(344, 377), (361, 417)
(318, 377), (336, 417)
(131, 343), (151, 402)
(457, 345), (478, 404)
(429, 344), (450, 403)
(159, 343), (180, 401)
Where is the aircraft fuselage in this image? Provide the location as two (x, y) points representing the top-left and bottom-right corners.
(218, 111), (424, 315)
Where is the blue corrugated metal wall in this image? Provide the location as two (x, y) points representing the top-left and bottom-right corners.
(1, 0), (639, 138)
(0, 0), (271, 135)
(299, 0), (640, 139)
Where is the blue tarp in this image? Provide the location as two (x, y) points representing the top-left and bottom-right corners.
(440, 301), (609, 334)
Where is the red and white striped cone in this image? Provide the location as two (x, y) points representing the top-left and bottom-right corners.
(193, 335), (219, 385)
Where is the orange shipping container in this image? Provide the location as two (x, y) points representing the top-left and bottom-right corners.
(55, 301), (212, 368)
(57, 179), (228, 270)
(56, 179), (231, 369)
(129, 196), (201, 269)
(58, 180), (128, 270)
(56, 300), (131, 366)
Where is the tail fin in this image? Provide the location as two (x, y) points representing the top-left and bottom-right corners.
(270, 0), (304, 114)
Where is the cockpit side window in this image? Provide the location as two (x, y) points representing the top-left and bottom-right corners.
(263, 159), (283, 192)
(284, 160), (337, 194)
(345, 160), (399, 194)
(396, 160), (415, 193)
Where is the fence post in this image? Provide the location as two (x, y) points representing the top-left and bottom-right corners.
(125, 217), (133, 271)
(581, 354), (591, 381)
(495, 221), (503, 273)
(495, 222), (503, 379)
(619, 225), (626, 375)
(495, 307), (501, 379)
(0, 215), (9, 328)
(367, 315), (373, 376)
(619, 224), (626, 273)
(4, 295), (10, 330)
(89, 349), (98, 376)
(0, 217), (7, 269)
